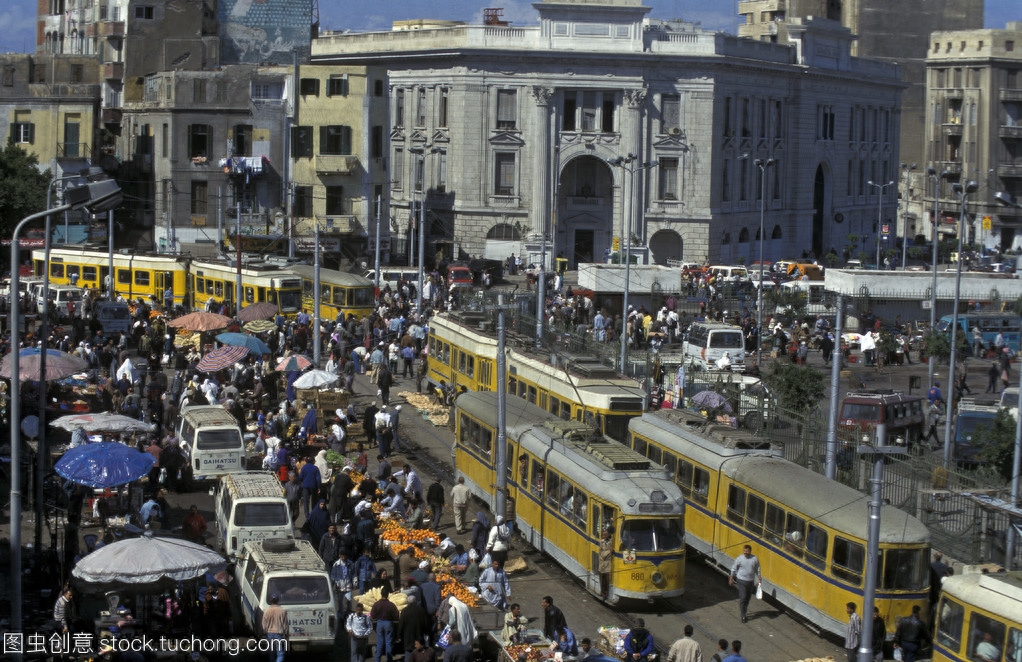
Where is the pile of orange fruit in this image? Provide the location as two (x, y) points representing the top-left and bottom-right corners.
(504, 645), (542, 660)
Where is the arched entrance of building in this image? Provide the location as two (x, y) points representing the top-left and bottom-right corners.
(557, 155), (615, 268)
(649, 229), (683, 264)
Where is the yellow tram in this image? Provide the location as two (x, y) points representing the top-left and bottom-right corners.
(35, 248), (189, 306)
(455, 391), (686, 604)
(429, 312), (645, 440)
(189, 260), (303, 317)
(628, 408), (931, 636)
(290, 265), (375, 322)
(934, 571), (1022, 662)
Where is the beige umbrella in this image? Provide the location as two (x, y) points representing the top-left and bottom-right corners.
(166, 311), (232, 332)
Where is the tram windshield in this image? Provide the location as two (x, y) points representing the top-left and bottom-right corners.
(620, 518), (684, 551)
(278, 289), (301, 313)
(880, 548), (928, 590)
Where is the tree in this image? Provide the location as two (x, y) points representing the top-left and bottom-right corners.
(762, 361), (825, 412)
(0, 142), (49, 238)
(973, 409), (1016, 482)
(921, 328), (969, 364)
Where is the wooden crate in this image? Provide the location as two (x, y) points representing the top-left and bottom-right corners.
(297, 388), (351, 430)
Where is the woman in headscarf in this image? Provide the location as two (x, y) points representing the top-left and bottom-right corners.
(470, 511), (490, 560)
(315, 449), (332, 492)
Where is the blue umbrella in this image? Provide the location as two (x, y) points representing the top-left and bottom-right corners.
(216, 332), (271, 355)
(55, 442), (156, 488)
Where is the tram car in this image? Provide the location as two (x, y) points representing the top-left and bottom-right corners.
(933, 571), (1022, 662)
(290, 265), (375, 323)
(189, 260), (303, 318)
(455, 391), (686, 604)
(429, 312), (645, 440)
(36, 248), (189, 307)
(627, 408), (931, 636)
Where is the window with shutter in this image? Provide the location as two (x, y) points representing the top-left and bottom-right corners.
(494, 153), (516, 195)
(496, 89), (517, 130)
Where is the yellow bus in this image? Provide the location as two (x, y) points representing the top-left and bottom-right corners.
(189, 260), (302, 317)
(290, 265), (375, 323)
(934, 571), (1022, 662)
(35, 248), (189, 307)
(455, 391), (686, 604)
(428, 312), (645, 440)
(628, 408), (931, 636)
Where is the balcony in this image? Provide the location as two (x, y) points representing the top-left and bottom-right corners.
(57, 142), (89, 159)
(84, 23), (97, 37)
(315, 154), (360, 175)
(942, 88), (964, 99)
(321, 215), (364, 234)
(939, 160), (963, 175)
(99, 21), (125, 38)
(1001, 125), (1022, 139)
(101, 62), (124, 80)
(1000, 89), (1022, 102)
(942, 122), (963, 136)
(102, 108), (122, 125)
(997, 163), (1022, 178)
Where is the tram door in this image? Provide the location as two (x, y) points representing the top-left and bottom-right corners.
(588, 501), (616, 596)
(99, 267), (110, 297)
(154, 271), (173, 307)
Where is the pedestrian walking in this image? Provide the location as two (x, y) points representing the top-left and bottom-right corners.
(262, 594), (289, 662)
(893, 605), (930, 662)
(871, 607), (886, 662)
(427, 477), (445, 531)
(346, 602), (373, 662)
(987, 360), (1000, 393)
(721, 641), (747, 662)
(666, 624), (702, 662)
(728, 544), (761, 623)
(451, 477), (470, 533)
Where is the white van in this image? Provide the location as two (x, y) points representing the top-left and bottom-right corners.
(235, 538), (336, 652)
(39, 286), (82, 318)
(707, 265), (750, 283)
(682, 322), (746, 371)
(364, 267), (420, 293)
(178, 406), (246, 482)
(776, 280), (832, 316)
(214, 472), (293, 558)
(95, 301), (132, 335)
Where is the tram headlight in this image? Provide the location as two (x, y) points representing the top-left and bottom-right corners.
(651, 571), (665, 587)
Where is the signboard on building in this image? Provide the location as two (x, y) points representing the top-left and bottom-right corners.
(983, 215), (992, 231)
(294, 236), (340, 253)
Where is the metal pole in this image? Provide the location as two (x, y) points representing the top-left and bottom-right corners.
(35, 212), (52, 557)
(217, 186), (223, 258)
(928, 170), (943, 392)
(537, 210), (547, 348)
(825, 294), (844, 479)
(857, 422), (886, 662)
(417, 172), (426, 315)
(875, 187), (883, 268)
(942, 182), (976, 466)
(1008, 366), (1022, 569)
(236, 200), (242, 313)
(619, 161), (632, 373)
(495, 295), (507, 520)
(10, 203), (73, 662)
(754, 159), (774, 366)
(313, 222), (321, 366)
(374, 193), (382, 292)
(901, 164), (916, 270)
(108, 209), (114, 299)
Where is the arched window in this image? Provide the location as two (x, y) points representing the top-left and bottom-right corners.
(738, 228), (750, 243)
(722, 232), (731, 245)
(771, 225), (783, 239)
(487, 223), (521, 241)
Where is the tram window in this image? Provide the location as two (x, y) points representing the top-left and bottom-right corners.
(968, 614), (1005, 662)
(726, 486), (746, 524)
(559, 482), (574, 518)
(604, 415), (629, 441)
(50, 263), (64, 278)
(245, 287), (254, 303)
(662, 452), (677, 477)
(206, 280), (214, 295)
(805, 524), (827, 569)
(517, 454), (527, 483)
(506, 442), (514, 481)
(745, 495), (765, 536)
(354, 287), (373, 306)
(442, 344), (450, 364)
(573, 492), (588, 528)
(549, 397), (560, 416)
(692, 467), (710, 505)
(458, 352), (466, 374)
(831, 537), (865, 584)
(785, 514), (806, 558)
(117, 269), (131, 284)
(303, 280), (313, 296)
(530, 460), (544, 498)
(466, 356), (474, 378)
(560, 402), (571, 419)
(135, 271), (150, 286)
(82, 266), (96, 281)
(508, 377), (517, 394)
(333, 288), (345, 306)
(764, 504), (785, 545)
(525, 385), (536, 404)
(66, 265), (79, 281)
(1006, 628), (1021, 662)
(676, 459), (692, 495)
(214, 281), (223, 297)
(196, 277), (205, 292)
(320, 284), (329, 303)
(546, 472), (561, 509)
(647, 445), (662, 465)
(267, 290), (276, 304)
(936, 597), (964, 650)
(881, 548), (926, 590)
(633, 437), (648, 458)
(539, 393), (547, 410)
(620, 518), (684, 552)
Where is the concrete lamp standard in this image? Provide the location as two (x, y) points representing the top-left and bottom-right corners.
(867, 180), (895, 268)
(408, 145), (441, 315)
(739, 154), (776, 367)
(900, 163), (916, 269)
(926, 168), (950, 393)
(8, 177), (122, 655)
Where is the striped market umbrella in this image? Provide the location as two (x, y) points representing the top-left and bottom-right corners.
(196, 345), (248, 373)
(243, 319), (277, 334)
(275, 354), (313, 372)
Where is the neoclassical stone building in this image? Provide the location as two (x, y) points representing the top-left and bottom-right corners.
(313, 0), (905, 267)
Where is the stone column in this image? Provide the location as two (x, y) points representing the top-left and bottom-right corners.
(623, 88), (647, 257)
(531, 86), (554, 267)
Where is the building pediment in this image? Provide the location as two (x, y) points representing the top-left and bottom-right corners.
(652, 133), (690, 152)
(432, 129), (450, 145)
(489, 131), (526, 147)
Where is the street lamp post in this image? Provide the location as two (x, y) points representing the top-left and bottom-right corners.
(409, 145), (438, 315)
(900, 163), (916, 270)
(8, 179), (122, 658)
(926, 168), (948, 393)
(741, 155), (776, 367)
(607, 155), (657, 374)
(867, 180), (895, 268)
(941, 180), (978, 467)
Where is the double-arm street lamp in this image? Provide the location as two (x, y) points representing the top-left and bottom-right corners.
(941, 180), (978, 467)
(867, 179), (895, 268)
(8, 177), (123, 653)
(606, 154), (657, 373)
(900, 163), (916, 269)
(740, 154), (776, 366)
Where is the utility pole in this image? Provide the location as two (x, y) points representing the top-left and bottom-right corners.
(374, 193), (382, 291)
(495, 294), (508, 522)
(236, 200), (242, 313)
(313, 221), (321, 366)
(825, 294), (844, 479)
